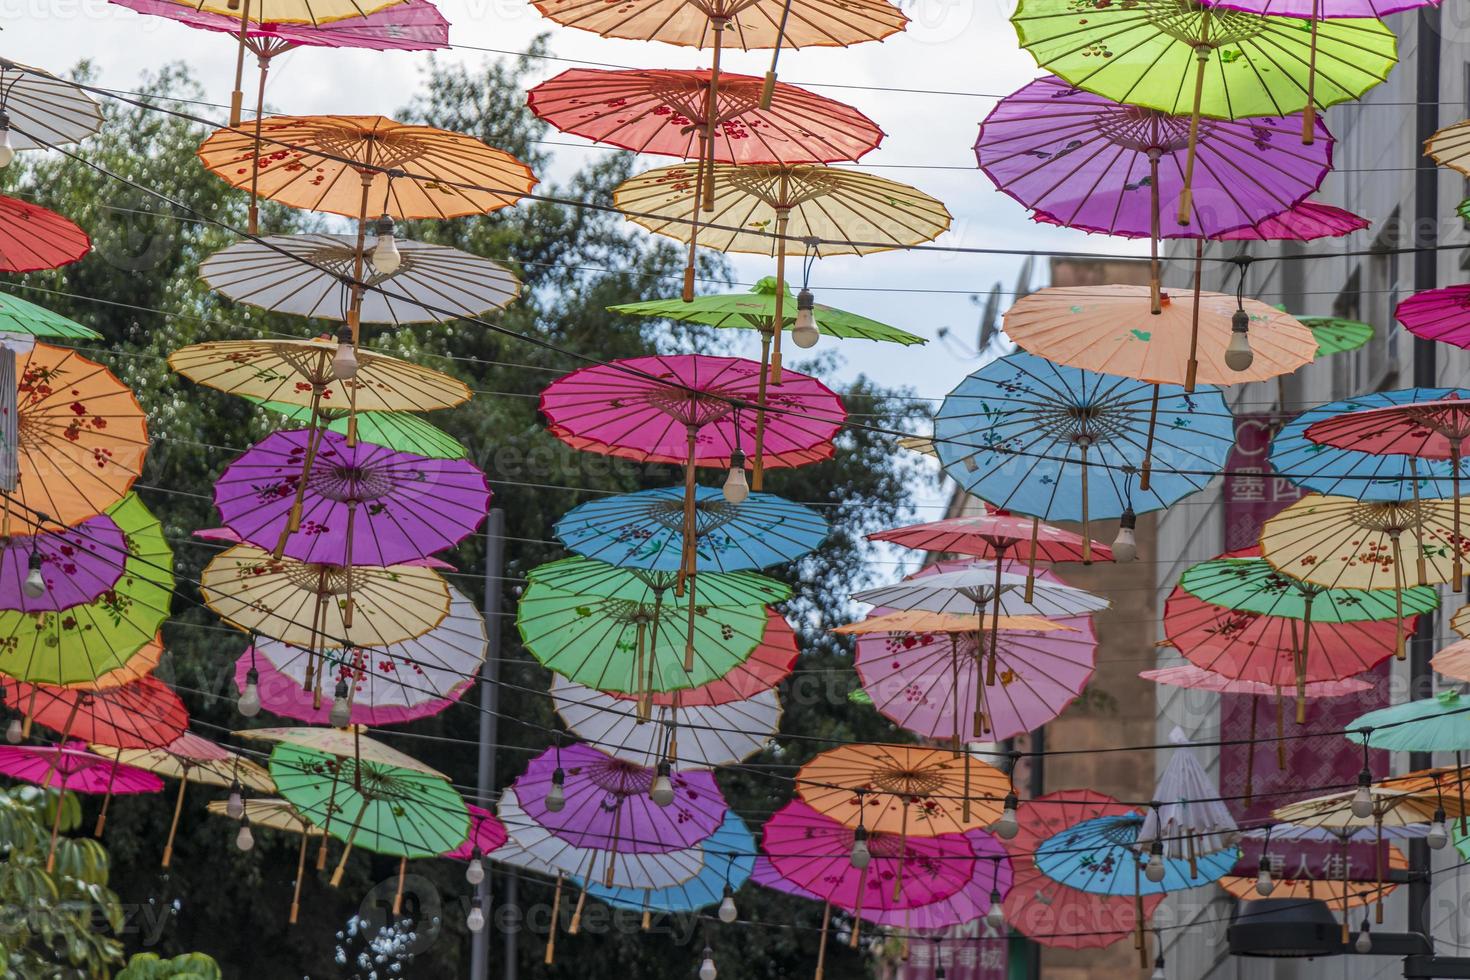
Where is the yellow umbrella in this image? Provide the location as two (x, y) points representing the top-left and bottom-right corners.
(1452, 605), (1470, 639)
(236, 725), (449, 777)
(206, 797), (323, 923)
(530, 0), (905, 49)
(172, 0), (407, 22)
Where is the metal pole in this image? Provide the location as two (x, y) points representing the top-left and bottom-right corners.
(472, 508), (505, 979)
(1409, 7), (1440, 940)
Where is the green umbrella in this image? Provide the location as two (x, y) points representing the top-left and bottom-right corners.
(0, 493), (173, 684)
(249, 400), (467, 460)
(517, 582), (770, 696)
(1012, 0), (1396, 217)
(527, 556), (791, 608)
(1347, 689), (1470, 753)
(608, 278), (924, 346)
(1298, 315), (1374, 358)
(0, 291), (102, 340)
(1180, 553), (1439, 624)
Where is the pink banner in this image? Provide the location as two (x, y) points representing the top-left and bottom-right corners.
(894, 923), (1007, 980)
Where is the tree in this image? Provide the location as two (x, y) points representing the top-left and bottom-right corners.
(116, 952), (223, 979)
(2, 46), (927, 978)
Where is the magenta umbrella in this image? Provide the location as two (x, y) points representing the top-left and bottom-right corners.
(0, 740), (162, 795)
(445, 804), (509, 861)
(1200, 0), (1433, 18)
(512, 743), (727, 855)
(232, 650), (469, 727)
(1213, 202), (1368, 242)
(214, 429), (490, 567)
(0, 512), (126, 612)
(1395, 286), (1470, 349)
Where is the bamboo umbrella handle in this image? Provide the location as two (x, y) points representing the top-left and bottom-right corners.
(754, 331), (771, 494)
(246, 50), (270, 234)
(329, 799), (371, 888)
(161, 780), (188, 868)
(1374, 819), (1384, 924)
(849, 864), (868, 947)
(1301, 0), (1321, 145)
(1452, 440), (1463, 592)
(1409, 457), (1429, 584)
(1176, 30), (1210, 226)
(290, 832), (308, 925)
(682, 134), (707, 303)
(1140, 384), (1160, 492)
(392, 856), (407, 917)
(1024, 516), (1040, 601)
(683, 574), (698, 672)
(702, 25), (724, 213)
(1148, 149), (1162, 315)
(1185, 238), (1203, 392)
(229, 0), (251, 128)
(1391, 532), (1405, 660)
(1079, 440), (1092, 560)
(570, 883), (588, 934)
(986, 560), (1003, 686)
(544, 876), (563, 965)
(814, 902), (831, 980)
(769, 209), (789, 388)
(677, 422), (697, 597)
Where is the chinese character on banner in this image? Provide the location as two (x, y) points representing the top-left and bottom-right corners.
(1218, 415), (1391, 885)
(895, 923), (1007, 980)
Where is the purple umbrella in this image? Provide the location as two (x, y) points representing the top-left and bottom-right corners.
(1213, 201), (1369, 242)
(214, 429), (490, 567)
(1200, 0), (1432, 18)
(108, 0), (451, 51)
(0, 513), (126, 612)
(512, 743), (727, 855)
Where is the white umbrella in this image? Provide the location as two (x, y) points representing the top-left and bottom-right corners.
(199, 233), (521, 324)
(549, 676), (780, 769)
(1138, 728), (1237, 872)
(0, 58), (103, 151)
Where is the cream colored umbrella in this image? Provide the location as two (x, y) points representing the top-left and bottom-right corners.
(1451, 606), (1470, 639)
(0, 57), (103, 151)
(530, 0), (906, 49)
(1425, 120), (1470, 178)
(206, 797), (324, 923)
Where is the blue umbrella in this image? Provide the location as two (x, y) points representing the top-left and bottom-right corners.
(1270, 388), (1468, 501)
(1346, 689), (1470, 753)
(934, 352), (1236, 531)
(554, 486), (828, 573)
(1034, 813), (1236, 898)
(580, 812), (755, 915)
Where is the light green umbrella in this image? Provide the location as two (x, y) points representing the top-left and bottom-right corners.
(0, 291), (102, 340)
(1299, 316), (1374, 358)
(0, 493), (173, 684)
(527, 556), (791, 608)
(1347, 689), (1470, 753)
(608, 278), (924, 346)
(249, 399), (467, 459)
(1012, 0), (1396, 217)
(1180, 552), (1439, 623)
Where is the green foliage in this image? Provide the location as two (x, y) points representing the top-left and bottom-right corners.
(116, 952), (223, 979)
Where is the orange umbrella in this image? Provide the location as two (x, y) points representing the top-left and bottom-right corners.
(1217, 841), (1407, 909)
(794, 743), (1006, 836)
(3, 343), (148, 532)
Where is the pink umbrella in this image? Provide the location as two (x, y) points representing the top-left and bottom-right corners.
(445, 804), (508, 861)
(1396, 286), (1470, 349)
(0, 740), (162, 795)
(1213, 202), (1368, 242)
(232, 650), (469, 727)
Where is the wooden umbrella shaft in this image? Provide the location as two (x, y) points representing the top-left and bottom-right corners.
(329, 798), (372, 887)
(161, 779), (187, 868)
(1140, 383), (1160, 492)
(1148, 149), (1162, 315)
(1301, 0), (1321, 144)
(813, 901), (831, 980)
(46, 788), (66, 873)
(1185, 237), (1203, 392)
(392, 856), (408, 917)
(1176, 27), (1211, 226)
(246, 51), (270, 234)
(702, 24), (725, 213)
(230, 0), (254, 127)
(544, 875), (563, 965)
(1452, 440), (1462, 591)
(290, 831), (308, 925)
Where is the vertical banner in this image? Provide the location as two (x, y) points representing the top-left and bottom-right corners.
(1216, 414), (1390, 886)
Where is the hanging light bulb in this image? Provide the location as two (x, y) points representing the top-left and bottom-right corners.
(698, 947), (717, 980)
(466, 847), (485, 885)
(1351, 768), (1374, 819)
(546, 767), (567, 812)
(226, 782), (244, 821)
(1145, 840), (1166, 883)
(1255, 857), (1275, 896)
(0, 112), (15, 169)
(722, 448), (749, 504)
(1429, 808), (1449, 850)
(371, 213), (402, 275)
(791, 288), (819, 348)
(718, 884), (737, 923)
(22, 551), (45, 599)
(985, 890), (1004, 930)
(1151, 953), (1166, 980)
(850, 825), (871, 869)
(5, 717), (20, 744)
(467, 896), (486, 933)
(329, 678), (352, 728)
(991, 792), (1019, 840)
(236, 818), (255, 852)
(332, 326), (359, 382)
(650, 760), (675, 807)
(1355, 918), (1372, 954)
(1225, 308), (1254, 372)
(1112, 507), (1138, 563)
(238, 668), (261, 718)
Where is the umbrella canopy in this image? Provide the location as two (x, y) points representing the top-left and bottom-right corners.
(444, 804), (508, 861)
(1202, 0), (1432, 14)
(1270, 388), (1466, 500)
(1395, 286), (1470, 349)
(1214, 202), (1368, 242)
(611, 608), (798, 707)
(213, 428), (490, 567)
(0, 741), (163, 794)
(0, 196), (89, 273)
(851, 563), (1109, 620)
(551, 675), (780, 769)
(553, 485), (827, 573)
(933, 351), (1237, 528)
(109, 0), (448, 48)
(1140, 664), (1372, 698)
(527, 556), (790, 607)
(512, 743), (728, 854)
(529, 0), (906, 48)
(582, 812), (755, 916)
(4, 676), (188, 749)
(1271, 778), (1460, 831)
(539, 354), (844, 468)
(1299, 315), (1374, 358)
(1138, 731), (1237, 860)
(1003, 285), (1315, 387)
(869, 509), (1111, 564)
(0, 58), (102, 150)
(8, 343), (149, 528)
(205, 797), (323, 836)
(0, 292), (101, 341)
(96, 734), (276, 793)
(1034, 813), (1237, 896)
(527, 69), (883, 164)
(200, 233), (521, 324)
(0, 511), (127, 612)
(168, 337), (470, 413)
(1430, 637), (1470, 678)
(1178, 548), (1440, 623)
(795, 744), (1008, 836)
(976, 75), (1333, 239)
(612, 163), (950, 257)
(0, 494), (173, 685)
(135, 0), (410, 20)
(200, 544), (451, 649)
(251, 400), (465, 459)
(1346, 690), (1470, 753)
(197, 115), (538, 219)
(608, 277), (925, 345)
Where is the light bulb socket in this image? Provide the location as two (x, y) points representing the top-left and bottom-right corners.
(26, 551), (40, 572)
(796, 288), (814, 314)
(374, 213), (395, 237)
(729, 447), (746, 469)
(1232, 308), (1249, 332)
(1118, 507), (1136, 531)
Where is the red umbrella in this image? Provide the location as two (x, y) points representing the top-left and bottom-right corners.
(4, 675), (188, 749)
(0, 195), (89, 272)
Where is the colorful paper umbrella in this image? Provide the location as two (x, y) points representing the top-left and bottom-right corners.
(205, 796), (325, 923)
(0, 291), (101, 341)
(445, 804), (509, 862)
(0, 511), (126, 612)
(200, 544), (451, 649)
(1346, 690), (1470, 752)
(530, 0), (904, 48)
(553, 485), (827, 573)
(0, 196), (90, 273)
(1269, 388), (1466, 500)
(1217, 856), (1402, 909)
(1139, 730), (1237, 867)
(511, 743), (728, 857)
(582, 812), (754, 918)
(241, 582), (483, 723)
(250, 401), (465, 460)
(1141, 664), (1373, 698)
(4, 676), (188, 749)
(0, 494), (173, 685)
(1034, 813), (1236, 897)
(1394, 285), (1470, 350)
(200, 233), (521, 324)
(0, 58), (102, 151)
(3, 343), (149, 529)
(528, 556), (790, 607)
(933, 352), (1237, 540)
(1214, 202), (1368, 242)
(0, 741), (162, 795)
(609, 608), (798, 707)
(213, 428), (490, 566)
(1298, 315), (1374, 357)
(551, 675), (780, 769)
(795, 744), (1008, 836)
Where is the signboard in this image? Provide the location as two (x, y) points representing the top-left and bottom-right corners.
(894, 922), (1007, 980)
